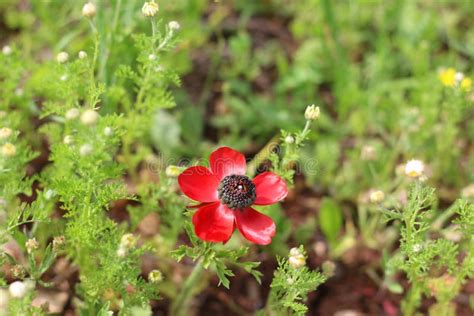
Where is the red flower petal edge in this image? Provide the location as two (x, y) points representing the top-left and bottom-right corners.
(192, 202), (235, 242)
(178, 147), (288, 245)
(253, 171), (288, 205)
(209, 146), (246, 180)
(178, 166), (220, 203)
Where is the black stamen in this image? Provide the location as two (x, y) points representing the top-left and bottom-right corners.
(217, 175), (256, 210)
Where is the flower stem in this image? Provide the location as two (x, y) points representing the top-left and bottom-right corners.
(170, 259), (205, 316)
(247, 134), (280, 177)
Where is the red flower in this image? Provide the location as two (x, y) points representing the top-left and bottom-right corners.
(178, 147), (288, 245)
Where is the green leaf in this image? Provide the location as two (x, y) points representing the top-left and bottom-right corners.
(38, 245), (56, 275)
(318, 198), (343, 243)
(386, 281), (404, 294)
(150, 110), (181, 157)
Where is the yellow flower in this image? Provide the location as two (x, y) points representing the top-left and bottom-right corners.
(460, 77), (472, 92)
(438, 68), (456, 87)
(1, 143), (16, 157)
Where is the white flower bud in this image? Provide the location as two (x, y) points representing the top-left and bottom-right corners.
(25, 238), (39, 254)
(369, 190), (385, 204)
(116, 246), (127, 257)
(65, 108), (80, 120)
(103, 127), (113, 136)
(1, 143), (16, 157)
(454, 72), (464, 83)
(0, 127), (13, 139)
(56, 52), (69, 64)
(79, 144), (93, 156)
(78, 51), (88, 59)
(63, 135), (74, 145)
(80, 109), (99, 125)
(168, 21), (180, 31)
(142, 2), (159, 17)
(304, 104), (320, 121)
(288, 247), (305, 269)
(60, 74), (68, 81)
(285, 135), (295, 144)
(361, 145), (376, 161)
(44, 189), (56, 200)
(2, 45), (12, 55)
(82, 2), (97, 18)
(120, 233), (136, 250)
(404, 159), (425, 178)
(165, 165), (182, 178)
(15, 88), (23, 96)
(148, 54), (156, 61)
(412, 244), (422, 253)
(9, 281), (28, 298)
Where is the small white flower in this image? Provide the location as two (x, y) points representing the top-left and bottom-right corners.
(78, 51), (88, 59)
(120, 233), (136, 250)
(148, 270), (163, 283)
(0, 127), (13, 139)
(142, 1), (159, 17)
(454, 72), (464, 83)
(82, 2), (97, 18)
(148, 54), (156, 61)
(1, 143), (16, 157)
(25, 238), (39, 254)
(304, 104), (320, 121)
(63, 135), (74, 145)
(65, 108), (80, 120)
(103, 127), (113, 136)
(14, 88), (23, 96)
(369, 190), (385, 204)
(60, 74), (68, 81)
(116, 246), (127, 257)
(2, 45), (12, 55)
(165, 165), (181, 178)
(404, 159), (425, 178)
(168, 20), (180, 31)
(285, 135), (295, 144)
(361, 145), (376, 161)
(9, 281), (27, 298)
(80, 109), (99, 125)
(288, 247), (305, 269)
(79, 144), (93, 156)
(56, 52), (69, 64)
(412, 244), (422, 253)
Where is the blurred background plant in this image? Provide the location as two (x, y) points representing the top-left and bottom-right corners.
(0, 0), (473, 314)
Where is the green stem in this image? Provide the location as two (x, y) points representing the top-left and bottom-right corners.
(171, 259), (205, 316)
(247, 134), (280, 177)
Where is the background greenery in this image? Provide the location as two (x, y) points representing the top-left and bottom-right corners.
(0, 0), (473, 315)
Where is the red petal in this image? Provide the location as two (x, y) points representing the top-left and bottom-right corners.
(192, 202), (235, 242)
(178, 166), (220, 202)
(209, 147), (246, 180)
(235, 207), (276, 245)
(253, 172), (288, 205)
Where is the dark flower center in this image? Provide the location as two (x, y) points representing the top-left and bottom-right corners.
(217, 175), (256, 210)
